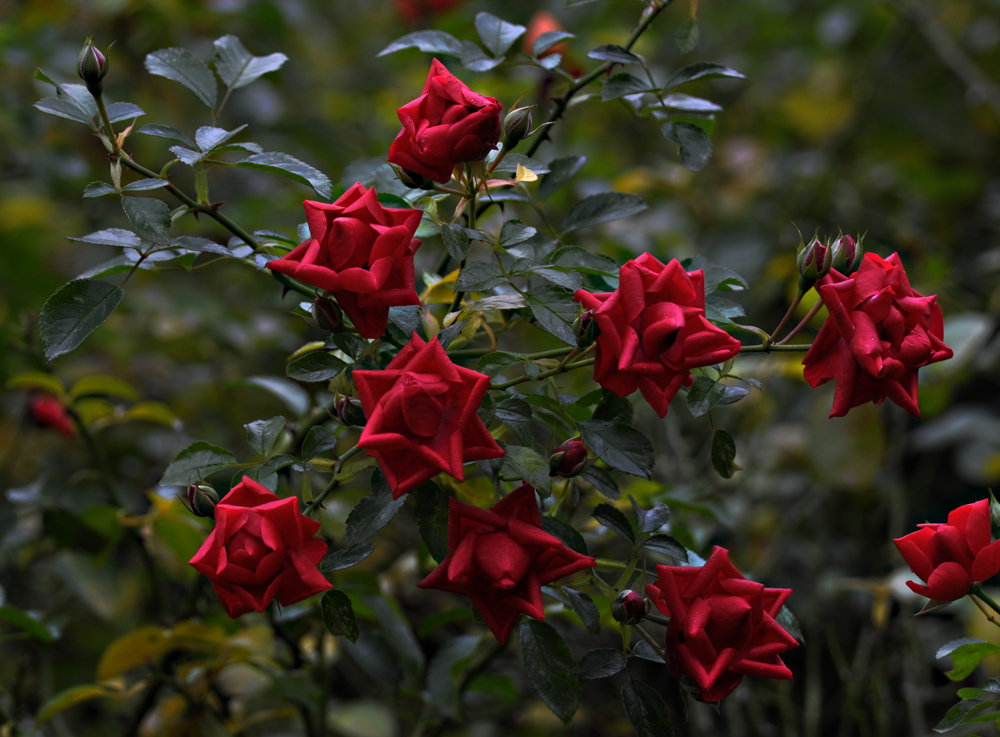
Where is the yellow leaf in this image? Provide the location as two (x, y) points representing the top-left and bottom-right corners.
(6, 371), (65, 397)
(515, 163), (538, 183)
(36, 681), (144, 724)
(69, 375), (137, 402)
(421, 268), (460, 305)
(121, 401), (182, 429)
(97, 626), (170, 680)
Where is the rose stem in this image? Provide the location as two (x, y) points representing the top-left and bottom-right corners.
(971, 585), (1000, 626)
(491, 358), (595, 391)
(775, 301), (825, 345)
(739, 343), (812, 353)
(303, 445), (363, 516)
(768, 291), (803, 346)
(632, 624), (667, 659)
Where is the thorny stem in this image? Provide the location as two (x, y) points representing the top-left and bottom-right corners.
(971, 585), (1000, 627)
(447, 345), (575, 360)
(491, 358), (595, 391)
(303, 445), (364, 516)
(632, 624), (667, 659)
(446, 167), (478, 315)
(776, 301), (824, 345)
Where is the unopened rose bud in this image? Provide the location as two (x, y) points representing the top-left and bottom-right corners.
(829, 234), (860, 274)
(77, 38), (108, 96)
(502, 106), (533, 148)
(187, 484), (220, 518)
(336, 395), (366, 427)
(392, 165), (434, 190)
(797, 238), (832, 292)
(572, 309), (600, 348)
(612, 589), (649, 625)
(549, 439), (588, 478)
(312, 297), (343, 332)
(990, 491), (1000, 541)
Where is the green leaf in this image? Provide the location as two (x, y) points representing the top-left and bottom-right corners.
(541, 517), (588, 555)
(411, 481), (442, 521)
(674, 18), (700, 54)
(441, 224), (470, 262)
(499, 220), (537, 247)
(659, 93), (722, 113)
(68, 375), (137, 401)
(323, 543), (375, 573)
(286, 352), (348, 382)
(321, 590), (359, 644)
(539, 155), (586, 200)
(579, 465), (619, 500)
(560, 587), (600, 634)
(561, 192), (647, 233)
(581, 420), (655, 479)
(501, 445), (552, 497)
(475, 12), (526, 58)
(6, 371), (65, 397)
(641, 534), (688, 563)
(575, 648), (626, 679)
(235, 152), (333, 200)
(34, 88), (98, 126)
(711, 429), (740, 479)
(195, 124), (247, 152)
(602, 72), (651, 101)
(937, 639), (1000, 681)
(137, 123), (198, 149)
(519, 620), (580, 725)
(145, 47), (218, 109)
(345, 470), (407, 546)
(495, 396), (531, 425)
(302, 426), (338, 461)
(593, 392), (633, 424)
(244, 416), (286, 456)
(686, 376), (723, 417)
(105, 102), (146, 124)
(122, 179), (170, 193)
(0, 605), (54, 643)
(776, 605), (805, 644)
(532, 267), (583, 291)
(490, 154), (550, 175)
(428, 635), (480, 719)
(243, 376), (311, 417)
(933, 697), (994, 732)
(456, 261), (507, 292)
(593, 503), (636, 544)
(477, 351), (524, 378)
(630, 496), (671, 533)
(160, 441), (237, 486)
(378, 30), (463, 58)
(621, 680), (674, 737)
(549, 246), (619, 277)
(364, 596), (425, 684)
(36, 684), (134, 724)
(170, 236), (231, 256)
(122, 196), (171, 247)
(83, 182), (116, 198)
(662, 61), (745, 92)
(957, 678), (1000, 700)
(588, 44), (642, 65)
(419, 512), (450, 563)
(662, 121), (713, 172)
(213, 35), (287, 90)
(462, 295), (527, 314)
(533, 30), (575, 57)
(39, 279), (125, 361)
(527, 285), (578, 346)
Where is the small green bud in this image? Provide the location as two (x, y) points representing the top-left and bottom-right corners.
(391, 164), (434, 190)
(502, 106), (534, 148)
(336, 395), (366, 427)
(77, 38), (108, 96)
(187, 484), (220, 519)
(312, 297), (343, 332)
(572, 309), (600, 348)
(796, 237), (832, 293)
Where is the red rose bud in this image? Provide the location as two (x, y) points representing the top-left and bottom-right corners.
(502, 106), (533, 148)
(549, 439), (588, 478)
(572, 309), (600, 348)
(312, 297), (343, 332)
(796, 238), (832, 292)
(187, 484), (220, 518)
(830, 233), (863, 274)
(613, 589), (649, 625)
(335, 395), (366, 427)
(390, 164), (434, 191)
(77, 38), (108, 95)
(28, 394), (75, 438)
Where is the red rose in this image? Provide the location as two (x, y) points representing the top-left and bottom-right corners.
(893, 499), (1000, 602)
(393, 0), (465, 25)
(388, 59), (502, 184)
(645, 547), (798, 703)
(189, 476), (332, 618)
(574, 254), (742, 417)
(353, 333), (504, 499)
(266, 183), (422, 339)
(418, 483), (596, 644)
(549, 439), (588, 478)
(29, 394), (75, 438)
(803, 251), (952, 417)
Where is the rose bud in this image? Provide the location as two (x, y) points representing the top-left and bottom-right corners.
(336, 395), (366, 427)
(796, 238), (832, 292)
(572, 309), (600, 349)
(312, 297), (343, 332)
(28, 394), (75, 438)
(502, 106), (533, 149)
(77, 38), (108, 95)
(613, 589), (649, 625)
(187, 484), (220, 519)
(390, 164), (435, 191)
(830, 233), (864, 274)
(549, 439), (588, 478)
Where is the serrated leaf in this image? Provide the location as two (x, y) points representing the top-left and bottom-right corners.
(602, 72), (650, 101)
(170, 236), (231, 255)
(560, 587), (600, 633)
(938, 639), (1000, 681)
(933, 697), (994, 732)
(39, 279), (125, 361)
(491, 154), (550, 175)
(475, 12), (526, 58)
(321, 590), (359, 644)
(526, 285), (578, 346)
(456, 261), (506, 292)
(462, 295), (527, 314)
(495, 396), (532, 425)
(323, 542), (375, 572)
(593, 503), (635, 543)
(621, 681), (674, 737)
(579, 465), (619, 500)
(213, 35), (287, 90)
(378, 30), (463, 58)
(83, 182), (116, 198)
(477, 351), (524, 377)
(145, 48), (218, 109)
(776, 606), (805, 644)
(519, 620), (580, 725)
(501, 446), (551, 497)
(235, 152), (333, 200)
(533, 30), (575, 57)
(663, 121), (713, 172)
(549, 246), (619, 277)
(459, 41), (504, 72)
(245, 416), (286, 456)
(631, 497), (670, 533)
(169, 145), (204, 166)
(286, 352), (347, 382)
(499, 220), (537, 247)
(659, 94), (722, 113)
(675, 18), (700, 54)
(302, 426), (338, 460)
(641, 534), (688, 562)
(631, 640), (666, 663)
(34, 94), (97, 125)
(581, 420), (654, 479)
(441, 224), (470, 262)
(588, 44), (641, 65)
(345, 470), (407, 545)
(662, 61), (745, 92)
(711, 429), (739, 479)
(561, 192), (647, 233)
(364, 595), (425, 684)
(105, 102), (146, 123)
(541, 517), (588, 555)
(686, 376), (723, 417)
(428, 635), (480, 719)
(419, 513), (450, 563)
(388, 305), (422, 339)
(539, 155), (586, 200)
(718, 386), (750, 405)
(195, 124), (247, 152)
(122, 179), (170, 193)
(122, 196), (171, 247)
(136, 123), (198, 149)
(575, 648), (626, 679)
(160, 441), (237, 485)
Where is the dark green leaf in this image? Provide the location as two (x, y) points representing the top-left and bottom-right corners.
(593, 393), (633, 424)
(663, 121), (713, 172)
(478, 392), (497, 426)
(560, 587), (600, 634)
(243, 376), (311, 417)
(286, 352), (347, 383)
(345, 470), (407, 546)
(662, 61), (745, 92)
(630, 497), (670, 533)
(526, 285), (578, 346)
(776, 606), (805, 644)
(641, 534), (688, 563)
(411, 481), (442, 521)
(0, 606), (54, 644)
(302, 426), (338, 461)
(244, 416), (286, 456)
(39, 279), (125, 361)
(257, 453), (297, 481)
(170, 236), (231, 256)
(621, 680), (674, 737)
(122, 196), (171, 247)
(83, 182), (116, 198)
(169, 145), (204, 166)
(213, 35), (287, 90)
(456, 261), (506, 292)
(686, 376), (723, 417)
(145, 48), (218, 108)
(69, 229), (143, 250)
(957, 678), (1000, 699)
(561, 192), (647, 233)
(631, 640), (666, 663)
(122, 179), (170, 193)
(195, 124), (246, 152)
(137, 124), (198, 149)
(459, 41), (504, 72)
(502, 446), (551, 497)
(658, 94), (722, 113)
(549, 246), (619, 277)
(495, 396), (532, 425)
(477, 351), (524, 377)
(711, 429), (740, 479)
(533, 30), (575, 57)
(588, 44), (642, 65)
(602, 73), (650, 101)
(539, 155), (586, 200)
(105, 102), (145, 123)
(937, 639), (1000, 681)
(438, 318), (470, 348)
(519, 620), (580, 725)
(428, 635), (480, 719)
(541, 517), (588, 555)
(321, 590), (359, 644)
(531, 267), (582, 291)
(235, 152), (333, 200)
(579, 465), (619, 500)
(499, 220), (537, 247)
(491, 154), (550, 175)
(593, 503), (635, 543)
(419, 512), (450, 563)
(718, 386), (750, 405)
(34, 83), (98, 126)
(363, 595), (425, 684)
(378, 30), (463, 58)
(933, 697), (993, 732)
(575, 648), (626, 679)
(441, 224), (470, 262)
(675, 18), (700, 54)
(160, 441), (237, 485)
(475, 12), (526, 58)
(581, 420), (654, 479)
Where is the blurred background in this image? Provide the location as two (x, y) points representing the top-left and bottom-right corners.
(1, 0), (999, 735)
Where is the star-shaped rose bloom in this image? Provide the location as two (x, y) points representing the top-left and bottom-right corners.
(418, 484), (597, 644)
(353, 334), (504, 499)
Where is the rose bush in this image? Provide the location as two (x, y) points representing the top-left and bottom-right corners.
(189, 476), (332, 618)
